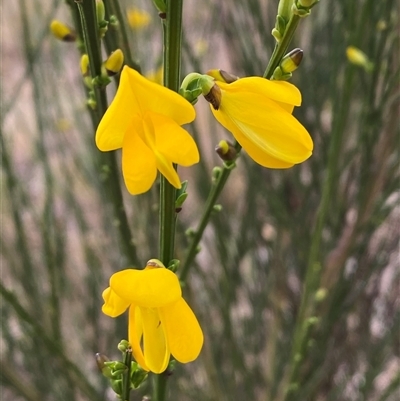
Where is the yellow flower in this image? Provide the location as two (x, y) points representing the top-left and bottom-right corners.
(127, 8), (151, 29)
(206, 71), (313, 168)
(96, 66), (199, 195)
(102, 260), (204, 373)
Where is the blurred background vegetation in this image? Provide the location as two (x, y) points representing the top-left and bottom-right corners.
(1, 0), (399, 400)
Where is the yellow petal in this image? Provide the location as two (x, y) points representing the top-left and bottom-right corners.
(109, 268), (182, 308)
(102, 287), (130, 317)
(213, 90), (313, 166)
(150, 113), (200, 166)
(154, 150), (182, 189)
(141, 307), (170, 373)
(122, 118), (158, 195)
(95, 67), (137, 151)
(128, 306), (149, 370)
(123, 67), (196, 125)
(159, 298), (203, 363)
(222, 77), (302, 106)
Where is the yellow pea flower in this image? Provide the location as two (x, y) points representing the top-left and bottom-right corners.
(96, 66), (199, 195)
(102, 260), (204, 373)
(206, 71), (313, 168)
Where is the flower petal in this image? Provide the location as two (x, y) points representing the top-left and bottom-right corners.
(102, 287), (130, 317)
(159, 298), (203, 363)
(154, 151), (182, 189)
(220, 77), (302, 106)
(213, 90), (313, 166)
(123, 67), (196, 125)
(122, 119), (158, 195)
(141, 307), (170, 373)
(150, 113), (200, 167)
(128, 305), (149, 371)
(109, 268), (182, 308)
(95, 68), (137, 151)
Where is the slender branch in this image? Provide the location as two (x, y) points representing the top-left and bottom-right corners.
(263, 14), (301, 79)
(0, 282), (98, 399)
(74, 0), (139, 265)
(154, 1), (184, 399)
(180, 143), (241, 282)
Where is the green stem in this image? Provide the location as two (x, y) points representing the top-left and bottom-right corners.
(263, 14), (301, 79)
(180, 8), (303, 281)
(154, 1), (184, 400)
(122, 348), (133, 401)
(284, 66), (356, 400)
(180, 144), (241, 282)
(75, 1), (139, 265)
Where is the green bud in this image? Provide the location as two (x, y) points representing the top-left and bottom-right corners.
(275, 15), (287, 37)
(110, 379), (123, 395)
(278, 0), (294, 23)
(95, 353), (113, 378)
(109, 15), (119, 27)
(175, 193), (188, 211)
(130, 362), (148, 389)
(293, 0), (319, 17)
(118, 340), (130, 353)
(185, 228), (196, 237)
(307, 316), (319, 327)
(272, 28), (282, 42)
(298, 0), (318, 7)
(96, 0), (105, 24)
(168, 259), (180, 273)
(213, 204), (222, 213)
(212, 166), (223, 182)
(315, 288), (327, 302)
(175, 180), (188, 211)
(180, 72), (215, 105)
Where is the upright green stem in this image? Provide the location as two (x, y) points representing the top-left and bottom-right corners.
(75, 1), (139, 265)
(263, 14), (301, 79)
(284, 66), (356, 400)
(154, 1), (184, 400)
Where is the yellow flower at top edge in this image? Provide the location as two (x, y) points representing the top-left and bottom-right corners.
(102, 260), (204, 373)
(206, 70), (313, 168)
(96, 66), (199, 195)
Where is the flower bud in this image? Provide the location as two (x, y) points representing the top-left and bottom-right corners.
(50, 20), (76, 42)
(96, 0), (106, 24)
(146, 259), (165, 269)
(281, 48), (303, 73)
(95, 353), (113, 378)
(207, 69), (239, 84)
(168, 259), (180, 273)
(104, 49), (124, 76)
(298, 0), (318, 7)
(80, 54), (90, 77)
(215, 140), (237, 161)
(278, 0), (294, 23)
(346, 46), (373, 72)
(117, 340), (130, 353)
(204, 83), (222, 110)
